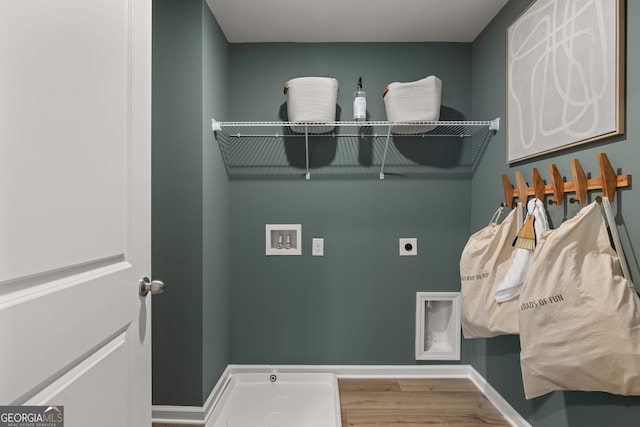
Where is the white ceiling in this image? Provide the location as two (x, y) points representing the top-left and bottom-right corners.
(206, 0), (510, 43)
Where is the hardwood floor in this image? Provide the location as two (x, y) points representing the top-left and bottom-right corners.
(152, 378), (511, 427)
(339, 378), (510, 426)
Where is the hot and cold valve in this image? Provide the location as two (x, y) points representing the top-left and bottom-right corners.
(265, 224), (302, 256)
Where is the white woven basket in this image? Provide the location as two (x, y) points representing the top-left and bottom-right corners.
(383, 75), (442, 134)
(284, 77), (339, 133)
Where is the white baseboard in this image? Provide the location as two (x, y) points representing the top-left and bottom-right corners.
(152, 364), (530, 427)
(152, 365), (232, 425)
(468, 367), (531, 427)
(226, 363), (473, 378)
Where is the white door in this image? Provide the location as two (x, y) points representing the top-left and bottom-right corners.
(0, 0), (153, 425)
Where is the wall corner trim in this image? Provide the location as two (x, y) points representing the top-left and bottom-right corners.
(152, 364), (530, 427)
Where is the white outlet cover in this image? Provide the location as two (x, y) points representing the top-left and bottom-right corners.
(266, 224), (302, 256)
(399, 238), (417, 256)
(312, 238), (324, 256)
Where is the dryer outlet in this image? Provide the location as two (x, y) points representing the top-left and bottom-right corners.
(399, 238), (418, 256)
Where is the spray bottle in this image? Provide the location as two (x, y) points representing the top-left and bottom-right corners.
(353, 77), (366, 121)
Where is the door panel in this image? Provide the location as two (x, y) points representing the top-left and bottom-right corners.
(25, 331), (128, 427)
(0, 0), (151, 425)
(0, 264), (131, 403)
(0, 0), (128, 283)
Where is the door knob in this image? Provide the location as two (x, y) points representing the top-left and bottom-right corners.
(139, 277), (166, 297)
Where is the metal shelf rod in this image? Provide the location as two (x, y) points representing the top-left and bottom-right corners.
(226, 133), (474, 139)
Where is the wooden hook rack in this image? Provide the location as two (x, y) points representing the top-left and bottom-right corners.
(502, 153), (632, 207)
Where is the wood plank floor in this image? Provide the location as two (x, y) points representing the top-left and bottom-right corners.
(339, 378), (510, 426)
(152, 378), (511, 427)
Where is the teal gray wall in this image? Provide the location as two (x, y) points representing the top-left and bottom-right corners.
(227, 43), (473, 364)
(471, 1), (640, 426)
(228, 43), (471, 121)
(152, 0), (230, 406)
(229, 179), (470, 364)
(202, 1), (231, 403)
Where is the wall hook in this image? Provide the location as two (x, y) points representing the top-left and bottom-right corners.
(501, 175), (515, 207)
(501, 153), (631, 207)
(548, 163), (564, 205)
(532, 168), (546, 201)
(570, 159), (588, 204)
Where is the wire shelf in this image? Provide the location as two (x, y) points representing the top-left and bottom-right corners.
(212, 119), (499, 180)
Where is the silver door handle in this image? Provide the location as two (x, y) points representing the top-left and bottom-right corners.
(139, 277), (166, 297)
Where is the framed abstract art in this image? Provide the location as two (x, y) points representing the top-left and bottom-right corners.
(506, 0), (625, 163)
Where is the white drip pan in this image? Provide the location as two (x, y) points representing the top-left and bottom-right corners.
(209, 372), (341, 427)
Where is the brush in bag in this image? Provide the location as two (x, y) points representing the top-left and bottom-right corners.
(513, 215), (536, 250)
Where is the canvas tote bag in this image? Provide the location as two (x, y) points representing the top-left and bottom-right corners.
(460, 203), (523, 338)
(519, 199), (640, 399)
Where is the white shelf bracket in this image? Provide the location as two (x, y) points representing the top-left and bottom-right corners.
(379, 126), (392, 180)
(211, 119), (221, 132)
(304, 126), (310, 180)
(489, 118), (500, 132)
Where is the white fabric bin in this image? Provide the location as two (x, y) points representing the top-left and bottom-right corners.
(383, 75), (442, 134)
(284, 77), (339, 133)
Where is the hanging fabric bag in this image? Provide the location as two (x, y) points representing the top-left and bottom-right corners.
(460, 203), (523, 338)
(519, 199), (640, 399)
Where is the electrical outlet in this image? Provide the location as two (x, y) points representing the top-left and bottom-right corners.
(399, 238), (417, 256)
(265, 224), (302, 256)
